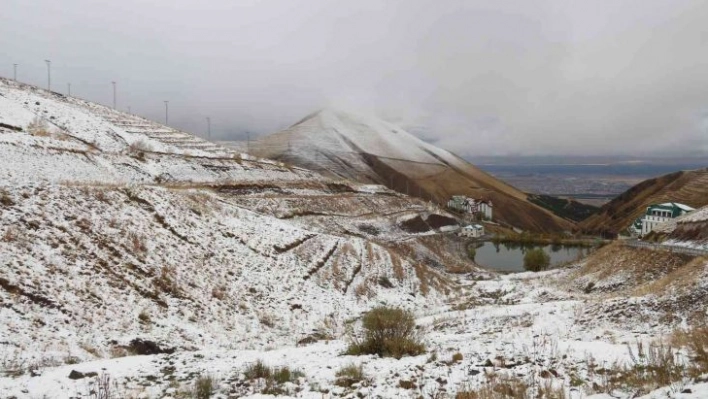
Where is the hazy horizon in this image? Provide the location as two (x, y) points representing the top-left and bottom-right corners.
(3, 0), (708, 158)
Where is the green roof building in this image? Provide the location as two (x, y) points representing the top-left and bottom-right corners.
(640, 202), (695, 236)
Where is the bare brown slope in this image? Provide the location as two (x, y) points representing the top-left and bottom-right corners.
(580, 168), (708, 236)
(250, 110), (574, 233)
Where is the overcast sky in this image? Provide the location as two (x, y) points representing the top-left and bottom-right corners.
(2, 0), (708, 158)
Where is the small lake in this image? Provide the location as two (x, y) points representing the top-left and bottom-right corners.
(472, 241), (593, 272)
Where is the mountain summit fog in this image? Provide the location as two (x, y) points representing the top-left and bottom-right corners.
(3, 0), (708, 157)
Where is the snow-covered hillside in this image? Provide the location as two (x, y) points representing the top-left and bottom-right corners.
(2, 79), (707, 399)
(652, 205), (708, 250)
(244, 109), (574, 233)
(0, 79), (477, 394)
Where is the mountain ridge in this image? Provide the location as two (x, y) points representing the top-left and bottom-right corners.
(246, 109), (575, 233)
(580, 167), (708, 236)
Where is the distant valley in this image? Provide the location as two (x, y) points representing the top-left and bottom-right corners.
(476, 156), (707, 206)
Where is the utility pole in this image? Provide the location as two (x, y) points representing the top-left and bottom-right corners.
(67, 83), (71, 96)
(128, 106), (131, 114)
(246, 131), (250, 153)
(13, 64), (17, 81)
(44, 60), (51, 91)
(164, 101), (169, 125)
(206, 117), (211, 139)
(112, 81), (116, 109)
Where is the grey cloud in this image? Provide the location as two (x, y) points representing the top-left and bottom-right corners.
(2, 0), (707, 157)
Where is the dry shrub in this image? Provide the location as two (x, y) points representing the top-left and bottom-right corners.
(593, 340), (689, 395)
(76, 217), (92, 232)
(108, 346), (128, 358)
(128, 140), (153, 161)
(414, 264), (430, 296)
(93, 189), (110, 203)
(127, 232), (147, 254)
(354, 280), (375, 299)
(456, 373), (530, 399)
(27, 116), (51, 137)
(138, 310), (151, 324)
(671, 324), (708, 372)
(390, 251), (406, 282)
(537, 380), (568, 399)
(243, 360), (304, 395)
(193, 374), (216, 399)
(452, 352), (464, 363)
(346, 306), (425, 358)
(244, 360), (271, 380)
(2, 228), (18, 242)
(153, 265), (180, 297)
(0, 189), (15, 207)
(211, 285), (227, 300)
(79, 342), (101, 358)
(335, 363), (367, 387)
(259, 312), (276, 328)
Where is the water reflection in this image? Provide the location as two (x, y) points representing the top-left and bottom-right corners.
(473, 241), (592, 272)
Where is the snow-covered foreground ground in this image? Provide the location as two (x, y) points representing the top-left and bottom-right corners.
(2, 264), (707, 399)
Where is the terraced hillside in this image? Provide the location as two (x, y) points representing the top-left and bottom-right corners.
(580, 168), (708, 236)
(0, 78), (468, 368)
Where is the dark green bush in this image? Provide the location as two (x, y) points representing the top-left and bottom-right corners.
(523, 248), (551, 272)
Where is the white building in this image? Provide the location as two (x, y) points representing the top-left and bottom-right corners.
(459, 224), (485, 238)
(637, 202), (695, 236)
(447, 196), (493, 220)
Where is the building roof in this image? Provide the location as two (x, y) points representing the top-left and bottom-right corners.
(658, 202), (695, 212)
(646, 202), (695, 218)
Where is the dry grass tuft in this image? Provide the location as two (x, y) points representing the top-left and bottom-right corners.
(2, 228), (18, 242)
(193, 374), (216, 399)
(671, 324), (708, 372)
(0, 189), (15, 207)
(335, 363), (368, 388)
(27, 116), (52, 137)
(243, 360), (305, 395)
(456, 372), (531, 399)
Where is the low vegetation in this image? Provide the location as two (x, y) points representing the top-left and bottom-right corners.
(455, 372), (534, 399)
(192, 374), (216, 399)
(527, 194), (599, 222)
(335, 363), (368, 387)
(26, 116), (52, 137)
(346, 306), (425, 358)
(523, 248), (550, 272)
(491, 232), (602, 248)
(243, 360), (305, 395)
